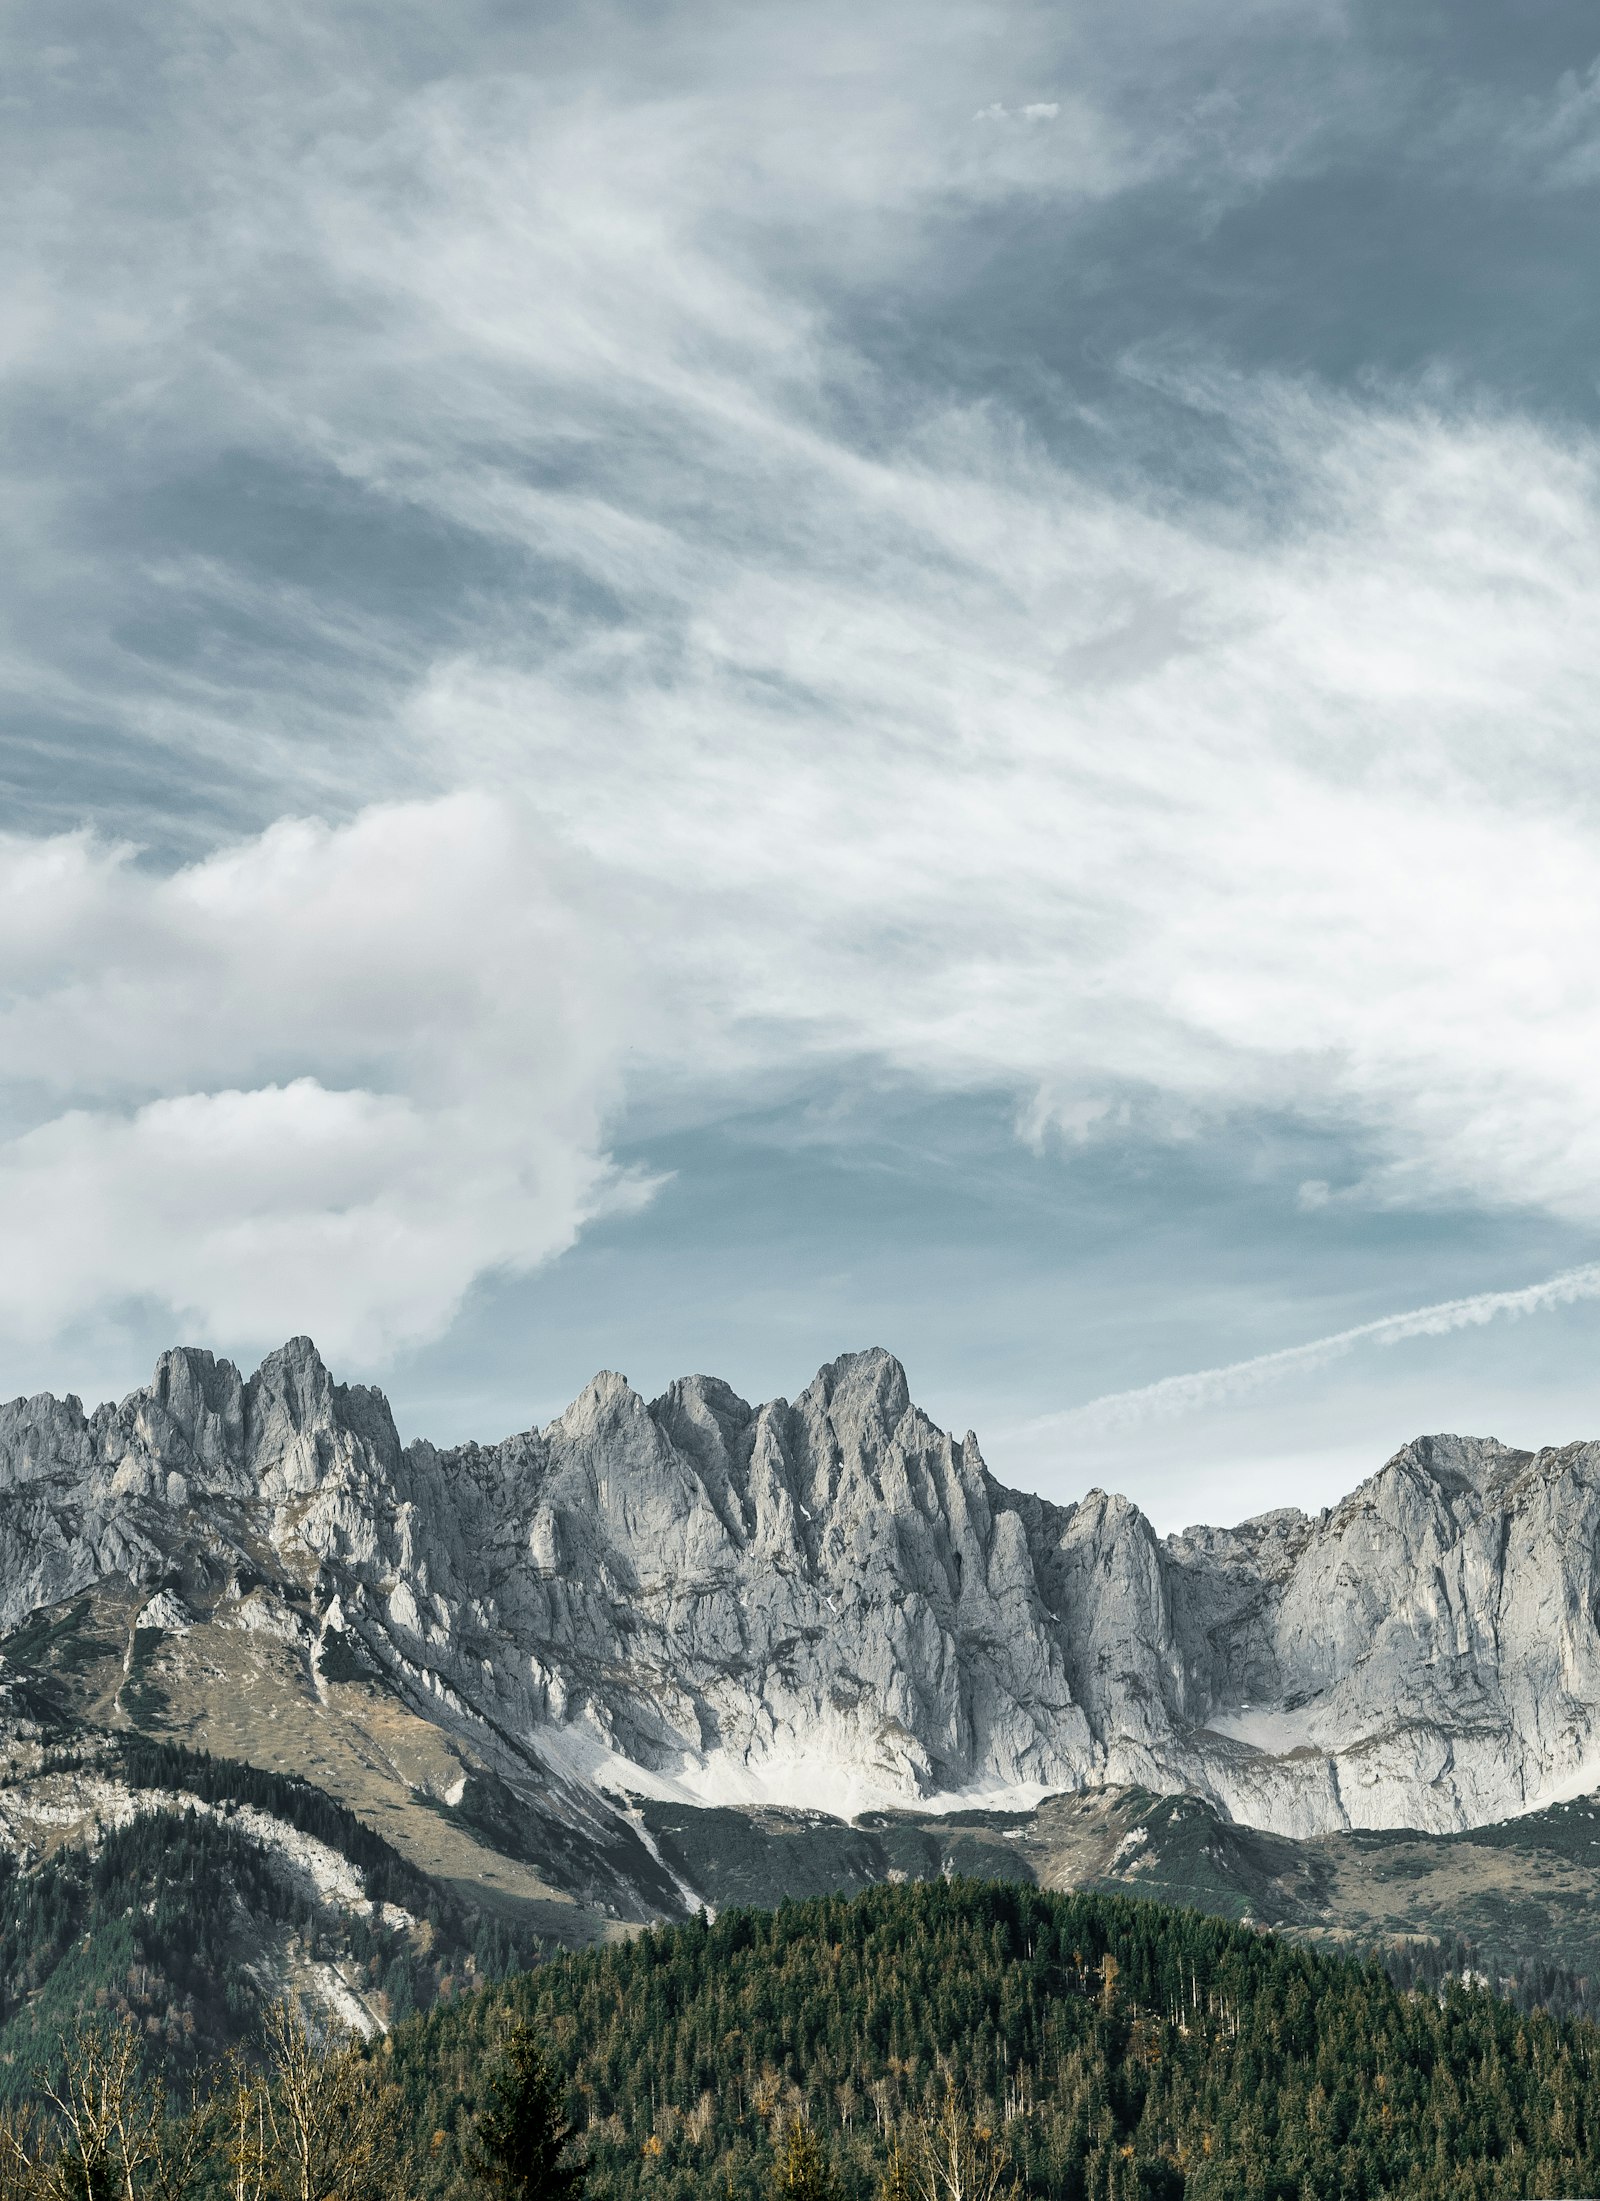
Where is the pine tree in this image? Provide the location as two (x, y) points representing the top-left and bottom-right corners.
(772, 2117), (838, 2201)
(879, 2134), (914, 2201)
(472, 2022), (585, 2201)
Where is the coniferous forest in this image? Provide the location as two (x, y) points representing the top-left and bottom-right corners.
(389, 1878), (1600, 2201)
(0, 1742), (550, 2093)
(11, 1878), (1600, 2198)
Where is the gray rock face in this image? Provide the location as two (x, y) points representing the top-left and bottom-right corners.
(3, 1339), (1599, 1838)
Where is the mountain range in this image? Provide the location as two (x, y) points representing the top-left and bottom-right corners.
(5, 1335), (1600, 2042)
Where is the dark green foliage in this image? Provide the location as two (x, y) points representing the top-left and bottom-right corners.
(0, 1808), (297, 2094)
(384, 1877), (1600, 2201)
(111, 1737), (438, 1917)
(771, 2120), (839, 2201)
(1378, 1927), (1600, 2026)
(0, 1744), (552, 2096)
(472, 2021), (587, 2201)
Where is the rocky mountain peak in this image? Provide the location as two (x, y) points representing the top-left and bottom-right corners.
(549, 1368), (661, 1447)
(5, 1337), (1600, 1842)
(239, 1335), (401, 1493)
(799, 1346), (912, 1433)
(648, 1375), (756, 1521)
(149, 1346), (245, 1471)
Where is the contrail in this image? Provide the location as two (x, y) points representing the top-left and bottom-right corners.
(1020, 1262), (1600, 1438)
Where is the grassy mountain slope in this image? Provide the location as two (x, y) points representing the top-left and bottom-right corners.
(0, 1581), (632, 1940)
(0, 1735), (554, 2093)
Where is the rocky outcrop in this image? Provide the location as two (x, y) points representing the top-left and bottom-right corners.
(4, 1340), (1600, 1839)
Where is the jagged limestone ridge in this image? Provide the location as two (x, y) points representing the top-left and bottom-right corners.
(2, 1340), (1597, 1838)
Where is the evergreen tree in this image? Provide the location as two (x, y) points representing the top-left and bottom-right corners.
(772, 2118), (838, 2201)
(879, 2134), (915, 2201)
(472, 2022), (585, 2201)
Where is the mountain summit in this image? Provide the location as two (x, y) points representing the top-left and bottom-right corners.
(2, 1340), (1597, 1845)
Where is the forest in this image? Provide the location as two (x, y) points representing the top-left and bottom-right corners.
(0, 1741), (548, 2091)
(4, 1878), (1600, 2198)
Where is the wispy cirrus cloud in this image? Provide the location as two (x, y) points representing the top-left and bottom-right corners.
(4, 0), (1600, 1431)
(1016, 1264), (1600, 1438)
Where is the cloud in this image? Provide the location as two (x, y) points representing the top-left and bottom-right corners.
(399, 380), (1600, 1239)
(0, 1080), (651, 1362)
(1532, 60), (1600, 185)
(1017, 1263), (1600, 1437)
(4, 0), (1600, 1383)
(1446, 56), (1600, 192)
(974, 101), (1061, 123)
(0, 797), (652, 1362)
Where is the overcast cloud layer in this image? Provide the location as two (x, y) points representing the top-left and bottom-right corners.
(5, 0), (1600, 1522)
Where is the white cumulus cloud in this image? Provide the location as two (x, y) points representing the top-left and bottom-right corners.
(0, 797), (650, 1363)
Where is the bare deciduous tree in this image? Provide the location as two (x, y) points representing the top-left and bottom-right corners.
(260, 2001), (397, 2201)
(39, 2017), (164, 2201)
(0, 2001), (394, 2201)
(207, 2052), (270, 2201)
(0, 2105), (49, 2201)
(877, 2134), (913, 2201)
(901, 2081), (1014, 2201)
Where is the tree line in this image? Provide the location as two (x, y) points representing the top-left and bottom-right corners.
(9, 1879), (1600, 2199)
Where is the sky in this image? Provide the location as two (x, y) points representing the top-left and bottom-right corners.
(5, 0), (1600, 1527)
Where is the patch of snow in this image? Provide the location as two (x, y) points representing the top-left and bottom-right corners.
(590, 1736), (902, 1821)
(1205, 1705), (1322, 1754)
(538, 1721), (1061, 1824)
(921, 1776), (1061, 1814)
